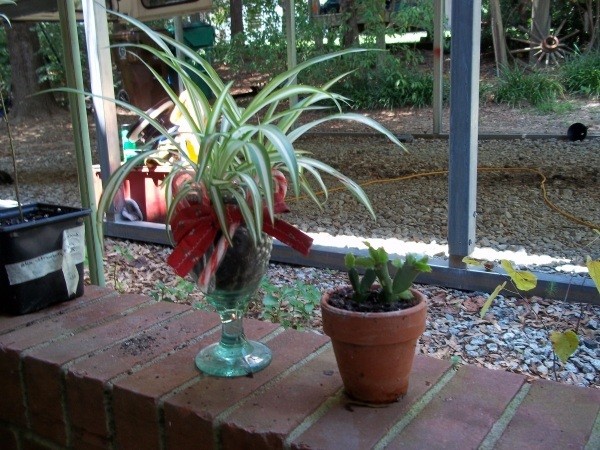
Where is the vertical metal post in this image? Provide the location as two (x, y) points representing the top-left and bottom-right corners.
(447, 0), (481, 268)
(432, 0), (445, 135)
(57, 0), (105, 286)
(283, 0), (298, 107)
(174, 16), (185, 93)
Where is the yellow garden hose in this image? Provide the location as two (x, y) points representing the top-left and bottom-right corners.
(289, 166), (600, 232)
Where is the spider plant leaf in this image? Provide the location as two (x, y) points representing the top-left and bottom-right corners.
(235, 124), (299, 196)
(241, 141), (275, 220)
(208, 185), (232, 244)
(206, 81), (235, 134)
(251, 47), (369, 107)
(298, 157), (375, 219)
(165, 181), (197, 244)
(296, 163), (329, 203)
(242, 85), (331, 124)
(289, 113), (407, 151)
(0, 0), (13, 25)
(235, 173), (264, 241)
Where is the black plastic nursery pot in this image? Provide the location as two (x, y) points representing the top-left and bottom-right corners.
(0, 203), (90, 315)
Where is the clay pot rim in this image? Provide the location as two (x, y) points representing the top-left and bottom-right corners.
(320, 285), (427, 319)
(320, 286), (428, 345)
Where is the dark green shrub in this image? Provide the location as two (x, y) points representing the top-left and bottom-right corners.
(299, 51), (436, 109)
(562, 51), (600, 98)
(494, 66), (564, 107)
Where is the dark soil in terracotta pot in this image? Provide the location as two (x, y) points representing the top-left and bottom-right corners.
(326, 285), (420, 313)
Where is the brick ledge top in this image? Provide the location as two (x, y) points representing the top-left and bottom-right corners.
(1, 286), (599, 450)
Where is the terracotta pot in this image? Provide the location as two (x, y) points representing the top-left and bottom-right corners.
(321, 288), (427, 403)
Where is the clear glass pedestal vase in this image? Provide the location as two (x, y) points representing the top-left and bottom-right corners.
(193, 227), (273, 377)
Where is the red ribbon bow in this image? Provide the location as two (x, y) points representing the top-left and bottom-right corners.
(166, 171), (313, 280)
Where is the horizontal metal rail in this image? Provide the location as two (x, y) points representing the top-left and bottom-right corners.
(303, 131), (600, 142)
(103, 219), (599, 306)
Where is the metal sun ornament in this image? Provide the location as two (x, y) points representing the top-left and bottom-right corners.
(510, 19), (578, 67)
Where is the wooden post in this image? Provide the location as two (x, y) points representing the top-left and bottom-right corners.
(58, 0), (106, 286)
(530, 0), (551, 64)
(81, 0), (120, 187)
(490, 0), (508, 74)
(432, 0), (445, 135)
(447, 0), (481, 268)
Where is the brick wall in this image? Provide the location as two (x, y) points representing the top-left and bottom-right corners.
(1, 286), (599, 449)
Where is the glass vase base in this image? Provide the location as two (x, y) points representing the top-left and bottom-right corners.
(195, 340), (272, 377)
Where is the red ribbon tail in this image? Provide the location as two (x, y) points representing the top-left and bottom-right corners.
(167, 225), (218, 278)
(263, 219), (313, 256)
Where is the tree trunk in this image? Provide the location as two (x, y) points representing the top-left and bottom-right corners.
(341, 0), (359, 48)
(6, 22), (60, 124)
(230, 0), (244, 39)
(490, 0), (508, 73)
(530, 0), (551, 64)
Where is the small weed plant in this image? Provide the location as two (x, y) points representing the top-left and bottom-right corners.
(110, 245), (135, 293)
(259, 279), (321, 330)
(150, 278), (196, 302)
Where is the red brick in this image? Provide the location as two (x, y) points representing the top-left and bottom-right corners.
(0, 349), (26, 426)
(22, 301), (185, 446)
(0, 285), (115, 335)
(112, 328), (220, 450)
(495, 378), (600, 450)
(220, 348), (343, 450)
(0, 425), (19, 450)
(20, 436), (55, 450)
(111, 318), (276, 450)
(0, 292), (148, 351)
(69, 428), (112, 450)
(0, 288), (134, 425)
(163, 325), (328, 450)
(388, 364), (525, 449)
(66, 307), (213, 449)
(290, 355), (453, 449)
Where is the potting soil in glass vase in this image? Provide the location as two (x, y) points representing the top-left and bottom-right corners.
(165, 172), (312, 378)
(191, 227), (273, 377)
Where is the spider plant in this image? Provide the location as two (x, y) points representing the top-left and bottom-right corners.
(92, 11), (406, 258)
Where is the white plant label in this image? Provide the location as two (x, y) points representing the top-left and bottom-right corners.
(5, 225), (85, 295)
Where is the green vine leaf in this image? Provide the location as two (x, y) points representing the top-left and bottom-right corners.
(550, 330), (579, 363)
(480, 281), (506, 318)
(462, 256), (484, 266)
(586, 257), (600, 295)
(501, 260), (537, 291)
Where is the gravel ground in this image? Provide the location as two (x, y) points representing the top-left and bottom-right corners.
(1, 106), (599, 388)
